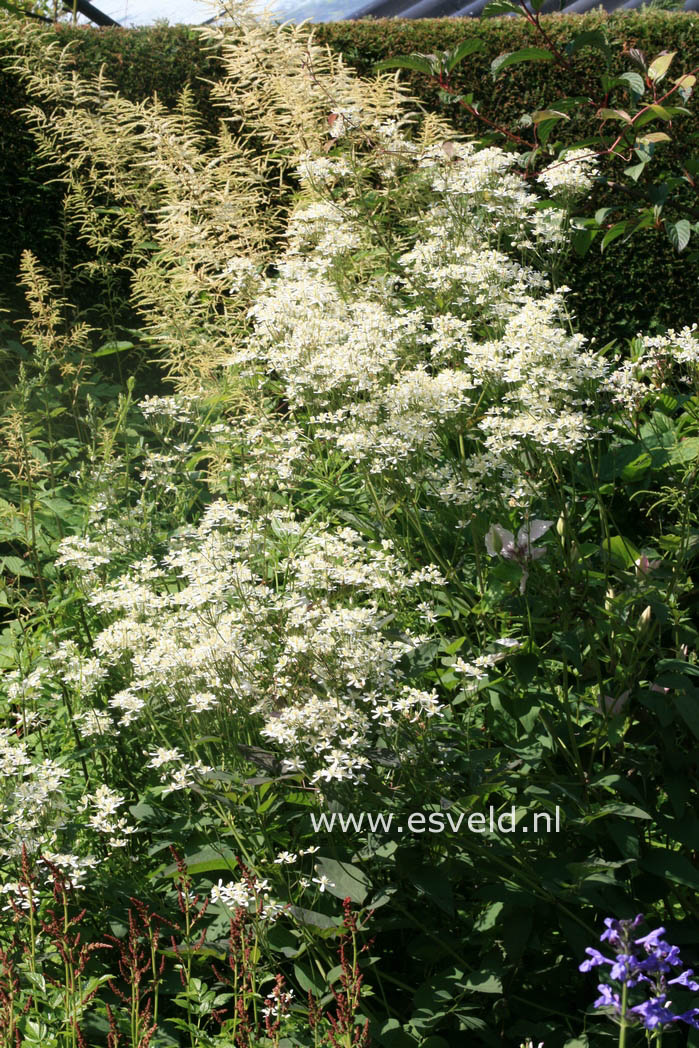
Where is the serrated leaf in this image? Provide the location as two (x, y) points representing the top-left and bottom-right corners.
(491, 48), (554, 78)
(668, 437), (699, 464)
(667, 219), (691, 252)
(648, 51), (675, 83)
(445, 39), (484, 71)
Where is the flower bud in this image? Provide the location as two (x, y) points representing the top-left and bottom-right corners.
(639, 605), (652, 629)
(635, 555), (661, 577)
(556, 513), (566, 538)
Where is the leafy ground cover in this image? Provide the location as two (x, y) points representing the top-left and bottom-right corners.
(0, 4), (698, 1047)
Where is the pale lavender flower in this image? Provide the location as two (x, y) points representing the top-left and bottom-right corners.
(485, 519), (553, 593)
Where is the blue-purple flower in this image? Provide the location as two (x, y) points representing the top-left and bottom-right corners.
(580, 917), (699, 1034)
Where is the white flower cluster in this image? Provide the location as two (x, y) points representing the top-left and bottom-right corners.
(0, 729), (69, 859)
(603, 325), (699, 412)
(49, 501), (443, 787)
(79, 785), (135, 849)
(210, 875), (284, 921)
(227, 134), (609, 512)
(538, 148), (598, 198)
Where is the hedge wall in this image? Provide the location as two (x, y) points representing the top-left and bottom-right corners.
(1, 12), (697, 343)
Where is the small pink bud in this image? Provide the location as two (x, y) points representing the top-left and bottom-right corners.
(634, 555), (661, 576)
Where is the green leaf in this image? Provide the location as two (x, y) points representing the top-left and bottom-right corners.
(294, 962), (328, 996)
(161, 846), (238, 877)
(464, 970), (503, 993)
(603, 535), (641, 568)
(672, 690), (699, 740)
(601, 220), (632, 251)
(314, 856), (370, 904)
(491, 48), (554, 79)
(648, 51), (675, 83)
(1, 556), (33, 578)
(413, 866), (454, 915)
(288, 905), (343, 930)
(474, 901), (504, 931)
(445, 39), (484, 72)
(668, 437), (699, 464)
(638, 132), (671, 145)
(624, 161), (648, 183)
(572, 229), (597, 256)
(593, 803), (651, 820)
(93, 340), (135, 357)
(531, 109), (569, 123)
(373, 54), (437, 76)
(641, 848), (699, 889)
(617, 71), (645, 97)
(565, 29), (610, 59)
(667, 219), (691, 252)
(377, 1019), (420, 1048)
(511, 653), (538, 686)
(481, 0), (521, 15)
(597, 108), (632, 123)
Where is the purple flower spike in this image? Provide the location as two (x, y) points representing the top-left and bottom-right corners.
(582, 918), (699, 1034)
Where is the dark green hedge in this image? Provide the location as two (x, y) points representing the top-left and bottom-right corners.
(1, 13), (697, 342)
(314, 11), (699, 141)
